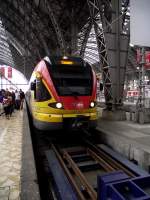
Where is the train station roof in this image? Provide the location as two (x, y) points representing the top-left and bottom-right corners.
(0, 1), (91, 79)
(0, 0), (138, 80)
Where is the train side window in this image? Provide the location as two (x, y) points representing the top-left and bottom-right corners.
(36, 78), (51, 101)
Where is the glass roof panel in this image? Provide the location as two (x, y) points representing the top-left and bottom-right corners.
(0, 19), (14, 67)
(77, 24), (100, 65)
(84, 26), (99, 64)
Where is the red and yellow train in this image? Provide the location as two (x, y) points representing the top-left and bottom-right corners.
(27, 56), (97, 131)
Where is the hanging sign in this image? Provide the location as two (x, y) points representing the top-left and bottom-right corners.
(136, 50), (150, 68)
(0, 67), (5, 76)
(8, 67), (12, 78)
(145, 52), (150, 68)
(136, 49), (141, 63)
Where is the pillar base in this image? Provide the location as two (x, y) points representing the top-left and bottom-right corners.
(134, 110), (150, 124)
(102, 109), (126, 121)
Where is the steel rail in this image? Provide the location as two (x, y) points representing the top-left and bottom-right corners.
(87, 148), (115, 172)
(62, 149), (97, 200)
(48, 136), (136, 200)
(84, 139), (136, 177)
(51, 144), (85, 200)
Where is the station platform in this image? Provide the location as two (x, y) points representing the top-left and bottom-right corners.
(0, 107), (40, 200)
(97, 111), (150, 172)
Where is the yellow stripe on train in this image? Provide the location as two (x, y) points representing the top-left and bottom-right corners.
(33, 111), (97, 123)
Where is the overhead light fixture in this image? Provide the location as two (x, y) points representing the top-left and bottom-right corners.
(130, 43), (134, 47)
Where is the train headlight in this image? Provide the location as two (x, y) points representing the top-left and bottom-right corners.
(56, 102), (63, 109)
(90, 101), (95, 108)
(48, 102), (63, 109)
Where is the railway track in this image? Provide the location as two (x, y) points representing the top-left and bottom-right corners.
(31, 127), (139, 200)
(44, 132), (136, 200)
(26, 98), (149, 200)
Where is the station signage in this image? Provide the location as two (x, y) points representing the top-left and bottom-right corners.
(8, 67), (12, 78)
(0, 67), (5, 76)
(0, 66), (13, 78)
(127, 90), (139, 97)
(145, 52), (150, 68)
(136, 50), (150, 68)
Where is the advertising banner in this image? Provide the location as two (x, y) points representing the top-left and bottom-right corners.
(8, 67), (12, 78)
(145, 52), (150, 68)
(0, 67), (5, 76)
(137, 50), (150, 68)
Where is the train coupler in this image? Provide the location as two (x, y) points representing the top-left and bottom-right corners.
(63, 116), (90, 130)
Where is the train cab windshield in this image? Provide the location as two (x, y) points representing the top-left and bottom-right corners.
(46, 61), (93, 96)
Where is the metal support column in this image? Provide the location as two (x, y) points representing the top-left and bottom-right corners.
(87, 0), (113, 108)
(138, 47), (146, 109)
(101, 0), (129, 110)
(135, 47), (150, 124)
(87, 0), (129, 120)
(79, 20), (92, 58)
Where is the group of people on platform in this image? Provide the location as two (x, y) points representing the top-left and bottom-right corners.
(0, 89), (25, 119)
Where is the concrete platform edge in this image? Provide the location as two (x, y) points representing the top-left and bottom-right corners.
(20, 105), (40, 200)
(96, 126), (150, 171)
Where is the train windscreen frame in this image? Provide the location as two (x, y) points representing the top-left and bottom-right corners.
(46, 61), (93, 96)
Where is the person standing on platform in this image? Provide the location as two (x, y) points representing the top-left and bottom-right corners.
(11, 91), (16, 114)
(3, 92), (12, 119)
(0, 90), (3, 115)
(0, 90), (5, 116)
(19, 89), (25, 110)
(15, 90), (20, 110)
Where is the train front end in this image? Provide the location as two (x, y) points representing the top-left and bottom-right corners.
(29, 56), (97, 131)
